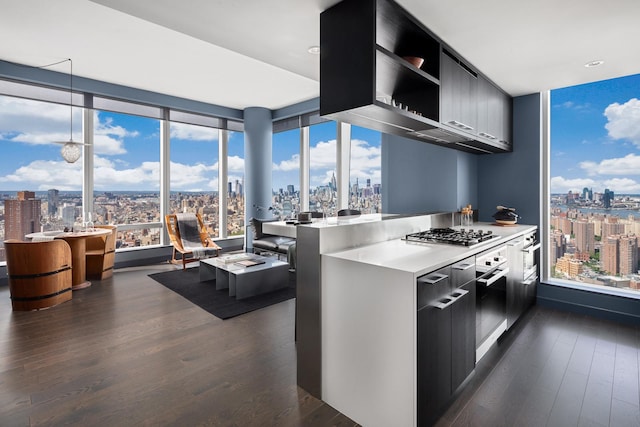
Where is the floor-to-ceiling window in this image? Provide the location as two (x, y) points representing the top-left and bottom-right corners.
(272, 128), (300, 220)
(227, 129), (245, 236)
(350, 125), (382, 213)
(168, 121), (219, 237)
(0, 94), (83, 261)
(309, 121), (337, 216)
(548, 73), (640, 296)
(93, 109), (161, 248)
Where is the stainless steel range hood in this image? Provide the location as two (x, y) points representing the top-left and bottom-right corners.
(408, 127), (472, 144)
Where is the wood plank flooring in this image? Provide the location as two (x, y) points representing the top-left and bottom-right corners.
(0, 264), (357, 426)
(1, 263), (638, 426)
(438, 303), (640, 427)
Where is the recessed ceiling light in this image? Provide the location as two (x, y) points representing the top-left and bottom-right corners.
(308, 46), (320, 55)
(584, 60), (604, 68)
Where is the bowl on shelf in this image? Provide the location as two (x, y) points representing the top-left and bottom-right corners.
(402, 56), (424, 69)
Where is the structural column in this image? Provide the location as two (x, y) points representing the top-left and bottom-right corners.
(244, 107), (273, 226)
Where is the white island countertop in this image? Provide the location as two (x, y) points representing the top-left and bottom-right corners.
(324, 222), (537, 277)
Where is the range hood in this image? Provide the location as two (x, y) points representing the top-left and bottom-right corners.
(408, 128), (472, 144)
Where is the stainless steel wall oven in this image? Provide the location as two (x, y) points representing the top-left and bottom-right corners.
(475, 244), (509, 362)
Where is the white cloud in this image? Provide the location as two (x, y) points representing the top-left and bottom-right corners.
(550, 176), (598, 194)
(601, 178), (640, 194)
(228, 155), (244, 172)
(0, 96), (79, 145)
(273, 154), (300, 172)
(170, 122), (219, 141)
(351, 138), (382, 171)
(0, 158), (83, 191)
(553, 101), (591, 111)
(604, 98), (640, 147)
(579, 153), (640, 176)
(309, 139), (338, 170)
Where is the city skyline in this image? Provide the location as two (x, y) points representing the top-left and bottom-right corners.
(551, 73), (640, 195)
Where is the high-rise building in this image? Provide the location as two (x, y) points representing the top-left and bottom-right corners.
(619, 235), (638, 275)
(603, 189), (614, 208)
(602, 235), (619, 275)
(48, 188), (59, 216)
(602, 221), (625, 240)
(4, 191), (41, 241)
(573, 220), (595, 255)
(550, 230), (566, 265)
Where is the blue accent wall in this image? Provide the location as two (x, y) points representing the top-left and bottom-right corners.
(477, 94), (542, 231)
(381, 133), (478, 214)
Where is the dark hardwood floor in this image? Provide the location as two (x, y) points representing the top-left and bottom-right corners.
(0, 264), (357, 426)
(1, 264), (638, 426)
(438, 302), (640, 427)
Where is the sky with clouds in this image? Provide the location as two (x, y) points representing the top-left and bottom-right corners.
(551, 73), (640, 195)
(0, 95), (381, 193)
(8, 70), (637, 196)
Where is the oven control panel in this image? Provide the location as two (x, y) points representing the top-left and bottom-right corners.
(476, 245), (508, 274)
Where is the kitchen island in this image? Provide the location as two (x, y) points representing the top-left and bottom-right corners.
(318, 222), (536, 427)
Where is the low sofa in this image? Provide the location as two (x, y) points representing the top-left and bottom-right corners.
(248, 217), (296, 259)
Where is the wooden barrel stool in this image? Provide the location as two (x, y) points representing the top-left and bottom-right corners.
(4, 239), (73, 311)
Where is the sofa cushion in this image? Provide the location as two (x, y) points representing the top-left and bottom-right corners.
(253, 235), (295, 254)
(249, 217), (278, 240)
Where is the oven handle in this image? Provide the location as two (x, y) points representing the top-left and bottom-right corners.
(433, 288), (469, 310)
(477, 267), (509, 287)
(522, 243), (541, 254)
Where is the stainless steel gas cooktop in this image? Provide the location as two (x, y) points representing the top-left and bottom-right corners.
(404, 227), (499, 247)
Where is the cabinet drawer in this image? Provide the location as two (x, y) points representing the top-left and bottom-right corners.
(417, 267), (450, 310)
(451, 256), (475, 286)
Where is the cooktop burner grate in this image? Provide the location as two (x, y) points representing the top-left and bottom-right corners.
(404, 227), (498, 247)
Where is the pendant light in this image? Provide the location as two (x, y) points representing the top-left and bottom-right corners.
(55, 58), (84, 163)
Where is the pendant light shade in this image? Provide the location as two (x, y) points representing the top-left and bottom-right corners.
(60, 141), (82, 163)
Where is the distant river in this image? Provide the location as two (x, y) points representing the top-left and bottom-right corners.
(553, 204), (640, 219)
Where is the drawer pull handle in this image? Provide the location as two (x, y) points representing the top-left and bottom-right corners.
(419, 273), (448, 285)
(434, 288), (469, 310)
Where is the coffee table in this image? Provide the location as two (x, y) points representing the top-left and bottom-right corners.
(199, 254), (289, 299)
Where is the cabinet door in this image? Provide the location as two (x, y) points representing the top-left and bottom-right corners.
(477, 75), (513, 148)
(499, 90), (512, 146)
(417, 269), (451, 426)
(417, 302), (451, 426)
(451, 281), (476, 392)
(440, 51), (477, 134)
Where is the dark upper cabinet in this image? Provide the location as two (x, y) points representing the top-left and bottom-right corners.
(440, 49), (478, 135)
(477, 75), (512, 150)
(320, 0), (444, 144)
(320, 0), (512, 154)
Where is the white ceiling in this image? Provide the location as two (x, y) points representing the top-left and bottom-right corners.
(1, 0), (639, 111)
